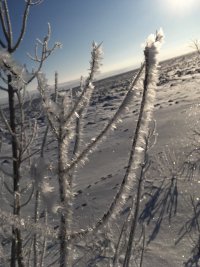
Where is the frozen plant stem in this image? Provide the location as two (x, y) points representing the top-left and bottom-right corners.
(0, 1), (60, 266)
(51, 62), (145, 246)
(58, 44), (102, 266)
(67, 30), (163, 246)
(122, 29), (164, 267)
(64, 63), (145, 176)
(63, 42), (102, 128)
(33, 189), (40, 267)
(8, 74), (24, 267)
(58, 132), (73, 267)
(37, 42), (103, 267)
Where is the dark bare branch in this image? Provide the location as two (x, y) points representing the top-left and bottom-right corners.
(25, 0), (44, 5)
(191, 39), (200, 55)
(0, 1), (9, 43)
(2, 0), (13, 48)
(21, 185), (34, 208)
(10, 0), (31, 52)
(0, 108), (15, 136)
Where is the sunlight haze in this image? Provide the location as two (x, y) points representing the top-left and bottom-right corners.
(4, 0), (200, 85)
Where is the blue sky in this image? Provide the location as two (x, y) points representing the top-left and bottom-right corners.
(2, 0), (200, 85)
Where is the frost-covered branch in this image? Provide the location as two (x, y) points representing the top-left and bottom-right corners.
(64, 63), (144, 174)
(0, 208), (58, 239)
(62, 42), (103, 129)
(51, 63), (145, 244)
(37, 43), (102, 266)
(0, 0), (43, 52)
(122, 28), (164, 267)
(21, 120), (38, 157)
(0, 26), (61, 91)
(27, 23), (61, 65)
(10, 0), (44, 52)
(0, 2), (60, 266)
(37, 73), (60, 138)
(0, 108), (15, 137)
(37, 41), (102, 143)
(66, 29), (164, 250)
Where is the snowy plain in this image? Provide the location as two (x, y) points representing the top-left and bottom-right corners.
(0, 51), (200, 266)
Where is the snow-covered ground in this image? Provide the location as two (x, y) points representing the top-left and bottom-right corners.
(1, 51), (200, 266)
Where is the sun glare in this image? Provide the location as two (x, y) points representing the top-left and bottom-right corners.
(162, 0), (199, 15)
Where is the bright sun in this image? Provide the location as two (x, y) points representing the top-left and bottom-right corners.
(162, 0), (199, 15)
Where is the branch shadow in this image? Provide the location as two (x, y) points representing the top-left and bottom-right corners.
(176, 197), (200, 267)
(139, 174), (178, 244)
(139, 147), (199, 245)
(183, 240), (200, 267)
